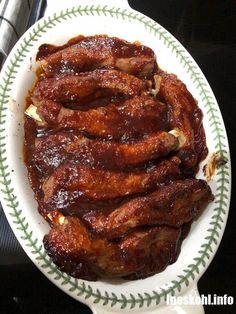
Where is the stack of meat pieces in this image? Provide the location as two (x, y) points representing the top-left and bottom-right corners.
(24, 35), (213, 280)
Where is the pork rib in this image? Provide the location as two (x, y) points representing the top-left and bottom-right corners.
(42, 157), (181, 208)
(43, 215), (181, 280)
(85, 179), (213, 239)
(37, 35), (156, 78)
(32, 69), (150, 104)
(33, 131), (178, 174)
(32, 131), (81, 175)
(33, 96), (168, 140)
(158, 72), (208, 169)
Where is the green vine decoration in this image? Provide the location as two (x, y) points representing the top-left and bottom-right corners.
(0, 5), (230, 310)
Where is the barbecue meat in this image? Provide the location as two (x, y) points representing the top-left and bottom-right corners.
(85, 179), (214, 239)
(36, 35), (156, 78)
(33, 131), (81, 175)
(158, 72), (208, 169)
(33, 131), (178, 174)
(43, 215), (181, 280)
(32, 69), (150, 104)
(34, 96), (168, 140)
(23, 34), (213, 282)
(42, 157), (181, 209)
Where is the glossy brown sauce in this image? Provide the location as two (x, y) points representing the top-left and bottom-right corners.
(23, 35), (210, 280)
(24, 35), (208, 219)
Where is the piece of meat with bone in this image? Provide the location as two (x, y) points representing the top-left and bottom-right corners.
(42, 157), (181, 209)
(23, 34), (212, 281)
(27, 96), (168, 140)
(43, 213), (181, 280)
(84, 179), (214, 239)
(33, 131), (178, 174)
(36, 35), (156, 78)
(157, 71), (208, 169)
(32, 69), (150, 104)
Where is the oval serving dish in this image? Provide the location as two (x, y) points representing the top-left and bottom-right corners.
(0, 0), (231, 313)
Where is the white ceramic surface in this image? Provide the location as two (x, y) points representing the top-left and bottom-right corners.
(0, 1), (231, 313)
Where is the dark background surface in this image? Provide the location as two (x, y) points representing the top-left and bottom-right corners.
(0, 0), (235, 313)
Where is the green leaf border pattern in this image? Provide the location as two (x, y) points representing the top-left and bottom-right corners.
(0, 6), (230, 310)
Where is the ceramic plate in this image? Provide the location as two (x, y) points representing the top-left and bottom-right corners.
(0, 2), (231, 313)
